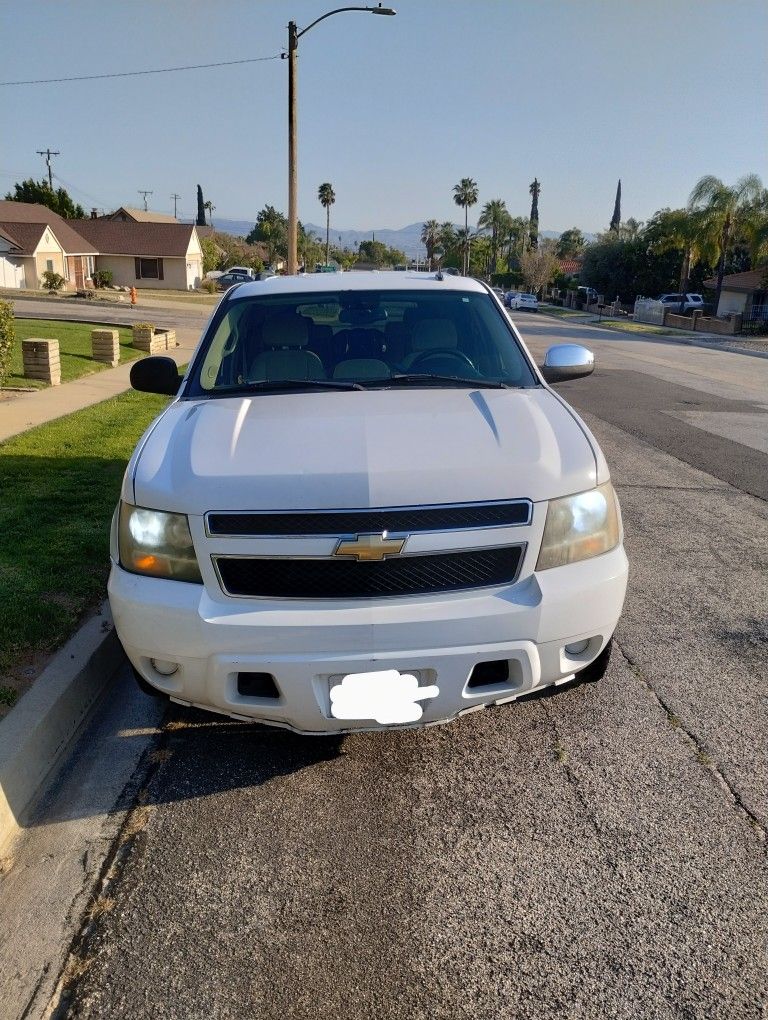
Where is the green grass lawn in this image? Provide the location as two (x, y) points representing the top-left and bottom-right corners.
(538, 305), (589, 319)
(594, 319), (698, 338)
(6, 319), (142, 389)
(0, 388), (171, 708)
(134, 289), (219, 305)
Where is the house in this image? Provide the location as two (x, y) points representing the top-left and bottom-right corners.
(0, 201), (97, 289)
(0, 226), (25, 288)
(102, 206), (179, 224)
(71, 219), (204, 290)
(556, 258), (582, 279)
(704, 269), (768, 319)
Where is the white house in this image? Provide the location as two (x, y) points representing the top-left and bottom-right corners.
(0, 201), (98, 289)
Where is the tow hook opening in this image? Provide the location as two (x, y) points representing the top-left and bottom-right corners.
(466, 658), (523, 693)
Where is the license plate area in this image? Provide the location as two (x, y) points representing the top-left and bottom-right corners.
(324, 668), (439, 725)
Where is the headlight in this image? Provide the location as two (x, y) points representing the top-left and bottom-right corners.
(118, 503), (202, 583)
(536, 482), (620, 570)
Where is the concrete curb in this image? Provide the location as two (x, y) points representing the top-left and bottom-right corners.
(0, 601), (126, 851)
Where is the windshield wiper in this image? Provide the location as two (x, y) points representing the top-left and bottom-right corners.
(383, 374), (510, 389)
(217, 378), (365, 394)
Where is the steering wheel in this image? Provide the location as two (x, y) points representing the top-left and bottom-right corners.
(407, 348), (478, 373)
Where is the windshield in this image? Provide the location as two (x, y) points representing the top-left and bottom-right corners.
(187, 288), (538, 396)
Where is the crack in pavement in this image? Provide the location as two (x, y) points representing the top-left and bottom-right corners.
(615, 639), (767, 843)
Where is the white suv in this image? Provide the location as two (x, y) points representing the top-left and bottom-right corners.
(111, 273), (628, 733)
(659, 293), (704, 313)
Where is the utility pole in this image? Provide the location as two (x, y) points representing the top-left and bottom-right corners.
(138, 190), (153, 212)
(37, 148), (60, 189)
(171, 193), (181, 218)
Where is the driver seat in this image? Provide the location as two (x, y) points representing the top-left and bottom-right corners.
(401, 318), (459, 369)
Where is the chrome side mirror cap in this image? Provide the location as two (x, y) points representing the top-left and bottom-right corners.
(541, 344), (594, 383)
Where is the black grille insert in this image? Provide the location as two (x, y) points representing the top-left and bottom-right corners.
(237, 672), (280, 699)
(216, 546), (524, 599)
(208, 502), (530, 536)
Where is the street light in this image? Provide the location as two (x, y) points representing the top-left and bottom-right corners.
(286, 4), (396, 275)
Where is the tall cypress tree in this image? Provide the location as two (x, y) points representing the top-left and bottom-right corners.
(528, 178), (540, 250)
(610, 180), (621, 232)
(196, 185), (206, 227)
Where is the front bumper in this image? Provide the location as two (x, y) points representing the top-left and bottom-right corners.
(108, 546), (628, 734)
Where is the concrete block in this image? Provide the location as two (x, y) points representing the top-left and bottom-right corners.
(91, 328), (120, 367)
(22, 338), (61, 385)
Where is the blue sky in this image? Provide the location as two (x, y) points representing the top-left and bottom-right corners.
(2, 0), (766, 234)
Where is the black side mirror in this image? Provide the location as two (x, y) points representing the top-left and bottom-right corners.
(130, 356), (181, 396)
(540, 344), (594, 384)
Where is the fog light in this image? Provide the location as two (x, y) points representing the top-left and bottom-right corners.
(151, 658), (179, 676)
(565, 640), (589, 655)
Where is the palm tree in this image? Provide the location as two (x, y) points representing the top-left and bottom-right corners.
(452, 178), (479, 274)
(203, 200), (215, 228)
(420, 219), (440, 269)
(652, 209), (715, 313)
(688, 173), (763, 314)
(317, 182), (336, 267)
(503, 216), (528, 269)
(743, 186), (768, 266)
(478, 199), (508, 276)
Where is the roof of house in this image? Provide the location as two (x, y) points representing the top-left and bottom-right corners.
(0, 225), (22, 250)
(703, 269), (768, 292)
(70, 219), (198, 257)
(557, 258), (582, 275)
(105, 206), (179, 224)
(0, 201), (98, 254)
(0, 221), (50, 256)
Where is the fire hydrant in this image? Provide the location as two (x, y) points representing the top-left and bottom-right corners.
(130, 286), (137, 305)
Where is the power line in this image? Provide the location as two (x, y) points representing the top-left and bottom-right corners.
(171, 193), (181, 218)
(0, 53), (281, 87)
(138, 190), (153, 212)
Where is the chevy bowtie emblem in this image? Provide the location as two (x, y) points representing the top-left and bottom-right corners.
(334, 532), (407, 561)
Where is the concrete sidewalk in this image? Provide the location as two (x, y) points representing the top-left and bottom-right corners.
(0, 326), (199, 444)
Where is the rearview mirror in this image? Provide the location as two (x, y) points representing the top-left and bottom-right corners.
(130, 356), (181, 396)
(540, 344), (594, 383)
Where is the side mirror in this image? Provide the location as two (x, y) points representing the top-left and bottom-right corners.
(541, 344), (594, 383)
(130, 356), (181, 396)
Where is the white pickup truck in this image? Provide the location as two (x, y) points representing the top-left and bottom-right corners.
(110, 272), (628, 733)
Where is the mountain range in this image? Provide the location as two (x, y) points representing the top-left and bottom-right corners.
(210, 218), (594, 258)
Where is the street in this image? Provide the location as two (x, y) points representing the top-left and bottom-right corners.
(3, 313), (767, 1020)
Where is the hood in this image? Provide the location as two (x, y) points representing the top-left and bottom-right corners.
(128, 389), (597, 514)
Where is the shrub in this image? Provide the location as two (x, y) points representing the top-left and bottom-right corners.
(92, 269), (114, 289)
(41, 270), (66, 292)
(0, 300), (16, 388)
(132, 322), (155, 331)
(201, 278), (218, 294)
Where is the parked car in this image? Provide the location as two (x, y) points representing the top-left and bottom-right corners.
(115, 271), (628, 733)
(658, 293), (705, 313)
(216, 271), (252, 291)
(577, 286), (599, 304)
(508, 292), (539, 312)
(225, 266), (256, 279)
(491, 286), (505, 303)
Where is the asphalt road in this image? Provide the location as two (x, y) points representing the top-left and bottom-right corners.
(14, 314), (768, 1019)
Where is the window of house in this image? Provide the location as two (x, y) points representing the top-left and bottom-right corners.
(46, 259), (54, 273)
(134, 257), (164, 280)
